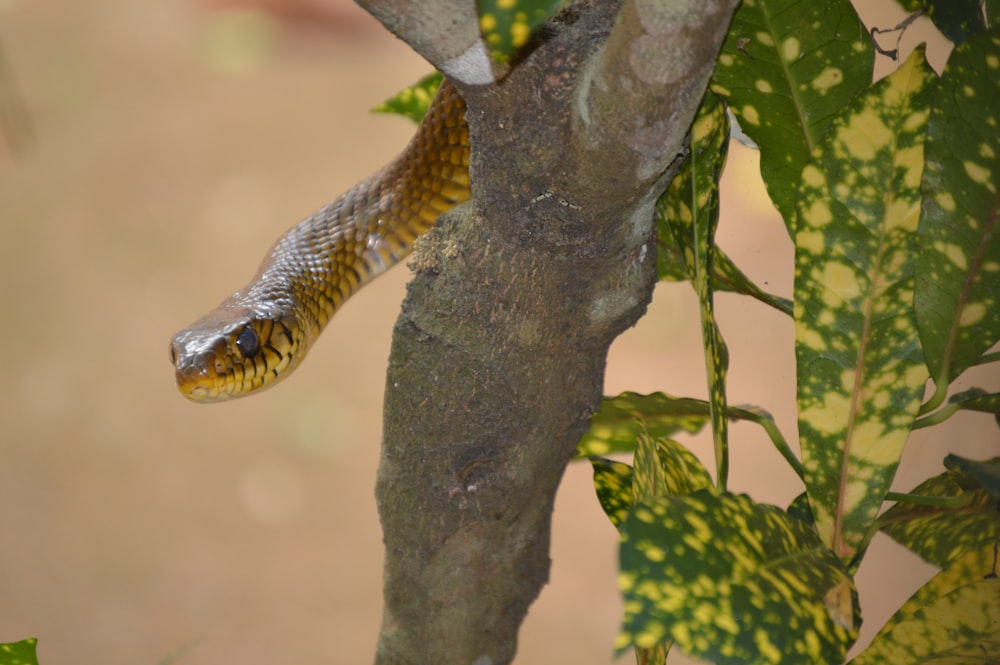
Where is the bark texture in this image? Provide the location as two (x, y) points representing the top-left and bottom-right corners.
(362, 0), (739, 662)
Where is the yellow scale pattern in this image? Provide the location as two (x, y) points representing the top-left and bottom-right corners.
(170, 81), (470, 401)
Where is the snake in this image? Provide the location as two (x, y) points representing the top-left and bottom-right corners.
(169, 80), (470, 402)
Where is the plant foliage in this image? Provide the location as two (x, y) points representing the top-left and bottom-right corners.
(584, 2), (1000, 664)
(0, 639), (38, 665)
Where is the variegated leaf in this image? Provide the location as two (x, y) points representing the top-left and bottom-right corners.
(711, 0), (873, 226)
(590, 438), (714, 534)
(0, 639), (39, 665)
(915, 28), (1000, 391)
(880, 460), (999, 568)
(864, 544), (999, 644)
(577, 392), (709, 457)
(659, 93), (733, 487)
(794, 48), (934, 561)
(850, 547), (1000, 665)
(617, 490), (859, 663)
(591, 457), (635, 531)
(476, 0), (561, 64)
(371, 72), (443, 123)
(633, 430), (669, 502)
(945, 454), (1000, 500)
(577, 392), (799, 478)
(652, 438), (714, 497)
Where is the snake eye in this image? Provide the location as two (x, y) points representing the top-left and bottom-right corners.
(235, 325), (260, 358)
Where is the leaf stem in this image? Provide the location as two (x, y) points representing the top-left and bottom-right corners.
(918, 376), (949, 416)
(912, 402), (960, 429)
(882, 490), (976, 508)
(729, 406), (804, 480)
(973, 350), (1000, 367)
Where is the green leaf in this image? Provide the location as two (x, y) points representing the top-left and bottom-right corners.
(629, 433), (680, 661)
(371, 72), (443, 123)
(914, 28), (1000, 397)
(794, 48), (934, 561)
(659, 93), (732, 489)
(850, 558), (1000, 665)
(476, 0), (561, 64)
(590, 439), (714, 532)
(617, 490), (859, 663)
(896, 0), (988, 44)
(711, 0), (874, 226)
(0, 639), (39, 665)
(634, 430), (669, 502)
(577, 392), (710, 457)
(591, 457), (635, 530)
(880, 461), (999, 568)
(578, 392), (801, 480)
(990, 1), (1000, 28)
(867, 544), (999, 644)
(945, 454), (1000, 500)
(653, 438), (715, 497)
(787, 492), (816, 526)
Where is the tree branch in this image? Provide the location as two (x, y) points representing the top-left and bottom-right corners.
(372, 1), (739, 663)
(355, 0), (495, 85)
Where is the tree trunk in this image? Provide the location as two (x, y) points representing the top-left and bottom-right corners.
(362, 0), (739, 662)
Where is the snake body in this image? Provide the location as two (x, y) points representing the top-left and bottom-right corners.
(170, 80), (469, 402)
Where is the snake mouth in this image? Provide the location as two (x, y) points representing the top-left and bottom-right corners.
(169, 331), (237, 402)
(180, 383), (215, 401)
(169, 314), (300, 402)
(172, 351), (229, 402)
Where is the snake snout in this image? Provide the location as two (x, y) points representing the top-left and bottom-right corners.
(169, 330), (234, 402)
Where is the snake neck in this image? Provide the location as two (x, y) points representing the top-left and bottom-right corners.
(171, 79), (471, 401)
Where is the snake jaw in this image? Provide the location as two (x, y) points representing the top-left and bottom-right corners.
(170, 305), (304, 403)
(169, 325), (240, 402)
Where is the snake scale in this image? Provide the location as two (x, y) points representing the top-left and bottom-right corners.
(170, 80), (470, 402)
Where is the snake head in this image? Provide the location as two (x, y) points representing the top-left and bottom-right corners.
(169, 304), (305, 403)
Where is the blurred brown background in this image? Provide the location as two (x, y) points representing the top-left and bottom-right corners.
(0, 1), (995, 663)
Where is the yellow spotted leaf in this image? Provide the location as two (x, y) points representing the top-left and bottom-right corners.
(915, 28), (1000, 392)
(711, 0), (874, 226)
(850, 551), (1000, 665)
(578, 392), (801, 480)
(0, 639), (39, 665)
(591, 457), (635, 531)
(658, 93), (732, 488)
(590, 438), (713, 532)
(371, 72), (443, 123)
(657, 96), (791, 316)
(879, 458), (1000, 568)
(794, 48), (934, 561)
(577, 392), (710, 458)
(651, 438), (714, 498)
(864, 544), (1000, 648)
(476, 0), (561, 64)
(633, 430), (669, 503)
(617, 490), (859, 664)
